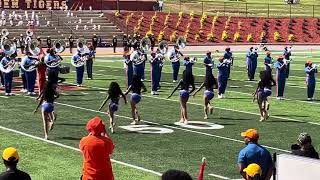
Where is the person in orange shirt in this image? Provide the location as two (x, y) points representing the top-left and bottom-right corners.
(37, 46), (46, 94)
(80, 116), (115, 180)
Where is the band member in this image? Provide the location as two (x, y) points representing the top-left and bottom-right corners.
(34, 80), (59, 140)
(123, 48), (133, 88)
(19, 66), (27, 93)
(246, 47), (258, 81)
(0, 71), (4, 87)
(128, 35), (132, 51)
(46, 36), (52, 48)
(158, 48), (164, 89)
(274, 56), (287, 99)
(184, 56), (196, 75)
(253, 71), (276, 122)
(112, 35), (117, 53)
(168, 70), (195, 124)
(224, 47), (233, 79)
(98, 82), (127, 133)
(19, 34), (25, 54)
(92, 34), (98, 50)
(131, 47), (146, 81)
(305, 60), (317, 101)
(45, 48), (60, 84)
(122, 34), (128, 50)
(72, 52), (86, 86)
(37, 48), (46, 93)
(150, 51), (161, 95)
(21, 51), (37, 95)
(283, 46), (292, 78)
(203, 51), (213, 76)
(169, 45), (183, 82)
(124, 74), (147, 125)
(86, 45), (95, 80)
(217, 56), (230, 99)
(68, 34), (74, 54)
(192, 72), (218, 119)
(150, 34), (156, 51)
(264, 51), (273, 72)
(0, 55), (14, 96)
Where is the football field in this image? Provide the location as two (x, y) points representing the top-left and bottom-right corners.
(0, 49), (320, 179)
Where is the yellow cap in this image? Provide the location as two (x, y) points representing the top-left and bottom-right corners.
(241, 129), (259, 139)
(243, 163), (262, 177)
(2, 147), (19, 162)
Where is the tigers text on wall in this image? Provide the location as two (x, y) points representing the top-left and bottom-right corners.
(0, 0), (66, 10)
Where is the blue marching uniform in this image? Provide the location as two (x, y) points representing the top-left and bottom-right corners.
(86, 49), (95, 79)
(124, 55), (133, 88)
(305, 66), (317, 99)
(72, 54), (85, 85)
(246, 49), (258, 80)
(283, 48), (292, 78)
(21, 56), (37, 94)
(264, 55), (273, 72)
(150, 54), (161, 93)
(131, 50), (145, 80)
(184, 59), (194, 75)
(1, 57), (13, 94)
(204, 54), (213, 76)
(224, 51), (233, 79)
(45, 54), (60, 84)
(217, 62), (229, 96)
(274, 60), (287, 98)
(169, 49), (183, 82)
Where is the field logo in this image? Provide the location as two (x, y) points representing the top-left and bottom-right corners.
(174, 121), (224, 130)
(119, 125), (174, 134)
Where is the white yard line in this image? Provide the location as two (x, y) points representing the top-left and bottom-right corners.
(0, 125), (162, 176)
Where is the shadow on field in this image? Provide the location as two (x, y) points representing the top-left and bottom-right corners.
(57, 123), (87, 127)
(58, 136), (82, 141)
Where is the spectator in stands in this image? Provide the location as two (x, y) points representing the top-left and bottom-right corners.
(238, 129), (273, 180)
(92, 34), (98, 50)
(291, 132), (319, 159)
(158, 0), (164, 12)
(80, 116), (115, 180)
(112, 35), (117, 53)
(161, 169), (192, 180)
(68, 34), (74, 54)
(150, 34), (156, 51)
(0, 147), (31, 180)
(46, 36), (52, 48)
(243, 163), (262, 180)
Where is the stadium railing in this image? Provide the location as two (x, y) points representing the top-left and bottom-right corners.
(165, 1), (320, 18)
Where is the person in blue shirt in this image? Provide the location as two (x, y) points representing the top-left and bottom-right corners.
(168, 70), (195, 125)
(45, 48), (61, 84)
(274, 55), (287, 99)
(124, 74), (147, 125)
(217, 56), (230, 99)
(253, 71), (276, 122)
(131, 47), (146, 81)
(246, 47), (258, 81)
(21, 51), (37, 95)
(264, 51), (273, 72)
(192, 72), (218, 119)
(150, 51), (161, 95)
(123, 49), (133, 88)
(305, 60), (317, 101)
(238, 129), (273, 180)
(0, 55), (14, 96)
(86, 45), (95, 80)
(169, 45), (183, 82)
(223, 47), (233, 79)
(203, 51), (213, 76)
(98, 82), (127, 133)
(283, 46), (292, 78)
(72, 52), (85, 87)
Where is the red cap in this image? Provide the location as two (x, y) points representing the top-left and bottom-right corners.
(86, 116), (106, 135)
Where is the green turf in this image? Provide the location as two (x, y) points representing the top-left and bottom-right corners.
(163, 0), (320, 17)
(0, 50), (320, 179)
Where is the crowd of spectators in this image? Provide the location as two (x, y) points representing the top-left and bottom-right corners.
(1, 124), (318, 180)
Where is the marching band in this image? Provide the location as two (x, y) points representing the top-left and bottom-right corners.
(0, 27), (319, 135)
